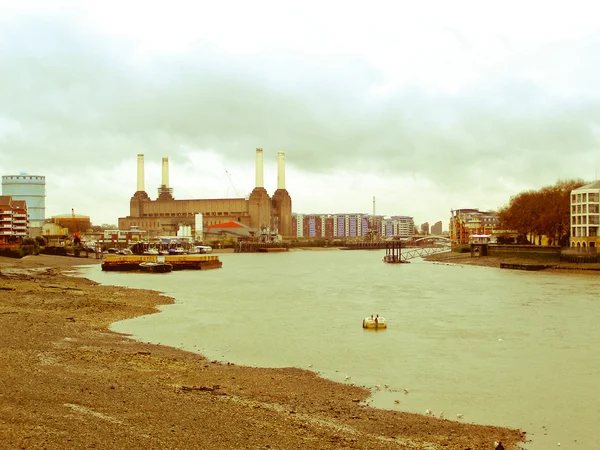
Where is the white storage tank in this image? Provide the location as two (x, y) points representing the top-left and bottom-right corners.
(2, 173), (46, 233)
(195, 213), (203, 241)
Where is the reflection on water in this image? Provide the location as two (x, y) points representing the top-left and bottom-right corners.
(83, 251), (600, 449)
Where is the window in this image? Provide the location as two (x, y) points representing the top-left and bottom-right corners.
(590, 227), (598, 236)
(583, 193), (587, 202)
(577, 205), (581, 213)
(590, 215), (599, 225)
(590, 204), (599, 214)
(590, 193), (600, 202)
(577, 194), (582, 202)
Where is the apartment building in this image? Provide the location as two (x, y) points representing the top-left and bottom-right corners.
(291, 213), (412, 239)
(449, 209), (498, 244)
(570, 181), (600, 248)
(0, 195), (29, 245)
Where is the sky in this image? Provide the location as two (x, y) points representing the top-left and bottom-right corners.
(1, 1), (600, 229)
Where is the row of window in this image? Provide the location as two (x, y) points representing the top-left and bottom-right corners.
(572, 215), (600, 225)
(141, 212), (230, 217)
(572, 204), (600, 213)
(572, 226), (599, 237)
(2, 176), (45, 180)
(572, 193), (600, 203)
(129, 221), (221, 229)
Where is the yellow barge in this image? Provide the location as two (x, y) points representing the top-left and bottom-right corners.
(101, 254), (222, 271)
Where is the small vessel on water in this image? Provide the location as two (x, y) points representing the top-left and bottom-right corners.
(362, 315), (387, 329)
(139, 261), (173, 273)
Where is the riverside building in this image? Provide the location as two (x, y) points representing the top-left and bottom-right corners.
(292, 213), (415, 240)
(569, 181), (600, 248)
(449, 209), (499, 244)
(0, 196), (29, 248)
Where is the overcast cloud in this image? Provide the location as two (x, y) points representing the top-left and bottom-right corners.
(1, 1), (600, 228)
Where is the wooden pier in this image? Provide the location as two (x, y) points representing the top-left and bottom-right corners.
(342, 242), (389, 250)
(499, 263), (552, 271)
(383, 240), (408, 264)
(235, 242), (289, 253)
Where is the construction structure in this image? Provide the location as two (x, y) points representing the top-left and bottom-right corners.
(118, 149), (293, 240)
(2, 173), (45, 237)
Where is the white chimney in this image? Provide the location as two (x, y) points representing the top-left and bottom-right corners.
(162, 157), (169, 188)
(137, 154), (145, 192)
(255, 148), (264, 188)
(277, 151), (285, 190)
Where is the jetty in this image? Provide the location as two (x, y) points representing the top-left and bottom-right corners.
(499, 263), (552, 271)
(235, 242), (289, 253)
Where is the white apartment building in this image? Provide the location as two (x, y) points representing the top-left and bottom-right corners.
(570, 181), (600, 248)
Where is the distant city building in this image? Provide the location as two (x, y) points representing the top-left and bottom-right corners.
(291, 213), (414, 239)
(431, 221), (443, 235)
(0, 196), (29, 246)
(386, 216), (415, 238)
(449, 209), (498, 244)
(2, 173), (45, 236)
(570, 181), (600, 248)
(420, 222), (430, 235)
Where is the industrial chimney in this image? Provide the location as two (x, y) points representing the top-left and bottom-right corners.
(162, 157), (169, 189)
(255, 148), (264, 188)
(277, 151), (285, 190)
(157, 156), (174, 200)
(137, 154), (145, 192)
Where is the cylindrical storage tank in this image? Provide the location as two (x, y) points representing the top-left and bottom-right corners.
(195, 213), (203, 241)
(2, 173), (46, 231)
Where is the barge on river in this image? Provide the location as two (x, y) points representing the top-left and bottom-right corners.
(101, 254), (222, 271)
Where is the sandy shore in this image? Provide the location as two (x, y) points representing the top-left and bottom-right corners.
(423, 250), (600, 273)
(0, 254), (526, 449)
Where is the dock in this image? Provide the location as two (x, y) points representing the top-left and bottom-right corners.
(235, 242), (289, 253)
(499, 263), (552, 271)
(101, 254), (222, 271)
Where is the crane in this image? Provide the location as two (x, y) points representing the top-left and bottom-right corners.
(225, 170), (240, 197)
(72, 208), (81, 246)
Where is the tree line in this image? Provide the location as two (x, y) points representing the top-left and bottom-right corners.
(496, 179), (586, 246)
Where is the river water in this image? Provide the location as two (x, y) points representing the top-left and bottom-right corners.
(82, 250), (600, 449)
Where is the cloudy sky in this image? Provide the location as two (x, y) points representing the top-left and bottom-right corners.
(1, 1), (600, 228)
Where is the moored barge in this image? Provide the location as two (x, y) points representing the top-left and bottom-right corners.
(101, 254), (222, 271)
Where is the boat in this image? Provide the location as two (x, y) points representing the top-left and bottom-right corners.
(101, 254), (222, 271)
(139, 261), (173, 273)
(362, 316), (387, 329)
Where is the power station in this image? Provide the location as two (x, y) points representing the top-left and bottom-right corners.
(118, 149), (292, 239)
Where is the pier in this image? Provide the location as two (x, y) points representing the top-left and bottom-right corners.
(235, 242), (289, 253)
(499, 263), (552, 271)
